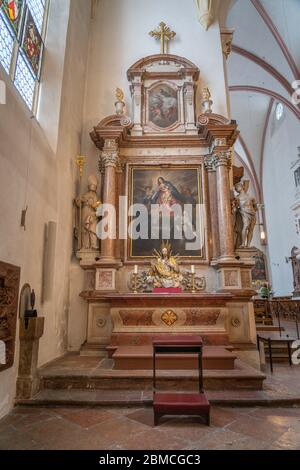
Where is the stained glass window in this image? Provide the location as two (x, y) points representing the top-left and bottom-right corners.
(14, 51), (35, 108)
(0, 0), (49, 113)
(0, 11), (14, 74)
(26, 0), (44, 34)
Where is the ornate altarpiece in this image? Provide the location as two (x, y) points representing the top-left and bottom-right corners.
(78, 54), (257, 357)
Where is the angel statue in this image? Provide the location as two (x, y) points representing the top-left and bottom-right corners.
(148, 241), (183, 288)
(233, 180), (258, 249)
(75, 174), (101, 250)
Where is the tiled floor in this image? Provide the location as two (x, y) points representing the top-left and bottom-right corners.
(1, 405), (300, 450)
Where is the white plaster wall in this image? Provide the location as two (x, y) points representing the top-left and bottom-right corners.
(263, 105), (300, 296)
(81, 0), (229, 174)
(0, 0), (91, 418)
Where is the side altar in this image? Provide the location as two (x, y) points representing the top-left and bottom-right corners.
(75, 47), (260, 370)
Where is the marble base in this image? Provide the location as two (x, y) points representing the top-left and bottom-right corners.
(236, 247), (257, 264)
(80, 342), (108, 357)
(76, 249), (100, 267)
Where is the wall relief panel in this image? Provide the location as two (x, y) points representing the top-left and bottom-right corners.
(0, 261), (21, 372)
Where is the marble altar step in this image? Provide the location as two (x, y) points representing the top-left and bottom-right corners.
(16, 386), (300, 408)
(112, 346), (236, 370)
(37, 354), (265, 391)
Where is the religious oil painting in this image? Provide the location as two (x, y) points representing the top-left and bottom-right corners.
(148, 83), (179, 129)
(252, 250), (267, 282)
(128, 166), (205, 258)
(1, 0), (24, 35)
(22, 8), (43, 76)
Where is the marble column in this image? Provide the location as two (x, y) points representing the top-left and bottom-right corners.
(205, 155), (219, 261)
(99, 139), (119, 264)
(115, 160), (125, 261)
(214, 151), (235, 261)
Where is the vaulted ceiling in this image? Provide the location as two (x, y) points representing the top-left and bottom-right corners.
(224, 0), (300, 202)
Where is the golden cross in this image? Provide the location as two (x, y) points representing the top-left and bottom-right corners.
(149, 22), (176, 54)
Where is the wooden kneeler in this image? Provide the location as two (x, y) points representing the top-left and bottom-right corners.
(152, 335), (210, 426)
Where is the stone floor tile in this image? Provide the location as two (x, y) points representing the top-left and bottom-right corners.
(227, 414), (288, 443)
(115, 428), (186, 450)
(272, 430), (300, 450)
(1, 405), (300, 450)
(55, 408), (116, 429)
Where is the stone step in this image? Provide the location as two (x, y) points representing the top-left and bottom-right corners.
(112, 345), (236, 370)
(39, 359), (265, 391)
(18, 383), (300, 408)
(109, 332), (230, 349)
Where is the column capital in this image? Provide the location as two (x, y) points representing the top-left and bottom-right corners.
(213, 150), (232, 169)
(204, 154), (216, 172)
(101, 139), (119, 168)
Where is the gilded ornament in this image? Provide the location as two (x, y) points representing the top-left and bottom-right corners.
(161, 310), (178, 327)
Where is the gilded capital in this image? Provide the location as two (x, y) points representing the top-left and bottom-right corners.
(213, 151), (232, 169)
(204, 154), (216, 172)
(101, 139), (119, 168)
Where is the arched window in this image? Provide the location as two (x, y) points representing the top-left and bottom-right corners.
(0, 0), (49, 112)
(275, 102), (284, 121)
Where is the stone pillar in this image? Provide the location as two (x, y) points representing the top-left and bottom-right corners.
(205, 155), (219, 261)
(183, 81), (197, 134)
(115, 161), (125, 261)
(99, 139), (119, 264)
(16, 317), (45, 399)
(214, 150), (235, 261)
(130, 78), (143, 135)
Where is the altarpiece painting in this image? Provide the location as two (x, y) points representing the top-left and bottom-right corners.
(128, 166), (204, 259)
(148, 83), (179, 129)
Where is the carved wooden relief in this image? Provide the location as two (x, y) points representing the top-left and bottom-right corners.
(0, 261), (21, 372)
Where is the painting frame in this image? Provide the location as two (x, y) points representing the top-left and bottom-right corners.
(126, 164), (206, 261)
(143, 80), (184, 133)
(148, 82), (179, 131)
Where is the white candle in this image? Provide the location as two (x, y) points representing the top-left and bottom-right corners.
(191, 265), (195, 274)
(134, 264), (138, 274)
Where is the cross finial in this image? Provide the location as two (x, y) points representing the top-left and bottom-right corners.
(149, 22), (176, 54)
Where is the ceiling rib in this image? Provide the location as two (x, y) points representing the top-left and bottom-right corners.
(231, 45), (298, 109)
(250, 0), (300, 80)
(229, 85), (300, 121)
(259, 97), (274, 194)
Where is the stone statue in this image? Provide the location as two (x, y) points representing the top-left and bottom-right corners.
(75, 174), (101, 250)
(202, 86), (213, 114)
(148, 242), (183, 288)
(233, 180), (258, 249)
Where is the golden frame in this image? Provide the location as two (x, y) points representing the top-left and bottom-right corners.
(126, 164), (206, 261)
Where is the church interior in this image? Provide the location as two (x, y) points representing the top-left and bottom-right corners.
(1, 0), (300, 452)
